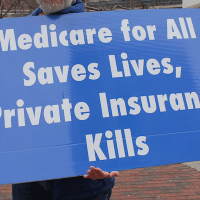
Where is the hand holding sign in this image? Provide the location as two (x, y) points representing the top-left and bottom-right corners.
(84, 166), (119, 180)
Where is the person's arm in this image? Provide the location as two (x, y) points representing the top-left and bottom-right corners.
(83, 166), (119, 180)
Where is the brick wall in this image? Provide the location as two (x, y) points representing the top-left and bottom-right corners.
(86, 0), (182, 11)
(0, 0), (38, 18)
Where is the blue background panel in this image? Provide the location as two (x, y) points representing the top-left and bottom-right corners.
(0, 8), (199, 184)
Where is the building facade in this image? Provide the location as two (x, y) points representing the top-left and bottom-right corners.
(0, 0), (183, 18)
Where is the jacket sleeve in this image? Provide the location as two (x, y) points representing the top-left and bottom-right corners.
(55, 0), (85, 14)
(29, 7), (43, 16)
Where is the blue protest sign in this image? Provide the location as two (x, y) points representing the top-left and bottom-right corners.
(0, 8), (200, 185)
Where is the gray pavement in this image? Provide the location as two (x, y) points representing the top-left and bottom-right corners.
(183, 161), (200, 171)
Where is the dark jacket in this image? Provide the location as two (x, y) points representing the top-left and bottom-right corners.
(12, 1), (115, 199)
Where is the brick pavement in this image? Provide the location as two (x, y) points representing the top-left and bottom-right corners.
(111, 164), (200, 200)
(0, 184), (12, 200)
(1, 163), (200, 200)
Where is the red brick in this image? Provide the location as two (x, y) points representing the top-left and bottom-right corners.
(157, 193), (178, 197)
(176, 192), (196, 196)
(0, 190), (11, 193)
(181, 189), (200, 193)
(177, 197), (188, 200)
(187, 185), (200, 189)
(142, 190), (162, 194)
(187, 196), (200, 199)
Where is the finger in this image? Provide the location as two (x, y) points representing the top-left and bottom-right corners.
(112, 171), (119, 176)
(108, 171), (119, 178)
(83, 175), (89, 178)
(90, 166), (95, 170)
(88, 167), (107, 180)
(90, 168), (99, 180)
(106, 172), (114, 178)
(96, 168), (107, 179)
(86, 170), (92, 177)
(104, 172), (110, 178)
(96, 168), (104, 175)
